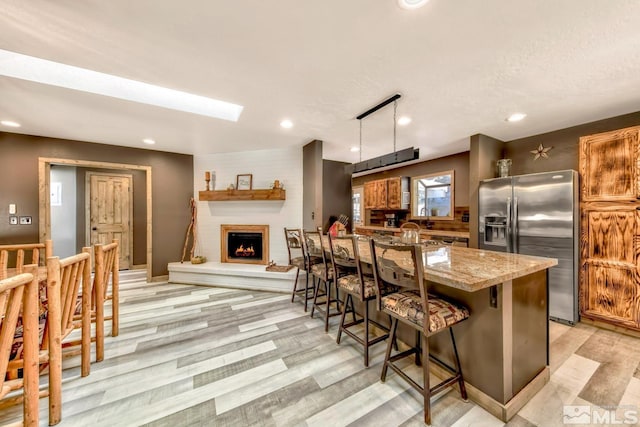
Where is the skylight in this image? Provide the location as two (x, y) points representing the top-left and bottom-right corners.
(0, 49), (244, 122)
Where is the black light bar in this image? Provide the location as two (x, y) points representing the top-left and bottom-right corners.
(356, 94), (402, 120)
(348, 147), (419, 174)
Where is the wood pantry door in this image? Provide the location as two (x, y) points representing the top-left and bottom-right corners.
(579, 125), (640, 331)
(87, 172), (132, 269)
(580, 205), (640, 329)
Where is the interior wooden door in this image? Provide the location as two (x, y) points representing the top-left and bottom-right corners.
(580, 204), (640, 329)
(87, 172), (132, 269)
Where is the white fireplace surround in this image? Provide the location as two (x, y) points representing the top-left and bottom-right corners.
(168, 146), (304, 293)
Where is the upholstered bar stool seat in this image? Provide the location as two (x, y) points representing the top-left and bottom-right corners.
(381, 291), (469, 333)
(290, 256), (306, 270)
(310, 263), (333, 282)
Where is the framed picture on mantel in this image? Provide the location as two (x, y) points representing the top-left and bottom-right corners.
(236, 174), (253, 190)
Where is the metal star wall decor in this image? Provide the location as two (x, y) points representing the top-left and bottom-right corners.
(531, 143), (553, 160)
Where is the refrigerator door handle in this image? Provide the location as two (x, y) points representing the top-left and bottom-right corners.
(506, 197), (512, 253)
(513, 196), (519, 253)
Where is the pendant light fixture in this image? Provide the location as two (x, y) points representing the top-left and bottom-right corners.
(351, 93), (419, 174)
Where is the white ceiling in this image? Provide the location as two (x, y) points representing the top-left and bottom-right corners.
(1, 0), (640, 164)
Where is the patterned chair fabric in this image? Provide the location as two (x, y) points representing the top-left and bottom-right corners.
(337, 274), (397, 299)
(311, 263), (333, 281)
(381, 290), (469, 334)
(290, 256), (306, 270)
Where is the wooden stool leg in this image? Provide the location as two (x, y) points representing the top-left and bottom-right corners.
(364, 300), (370, 367)
(415, 329), (422, 366)
(290, 267), (300, 303)
(336, 293), (350, 344)
(303, 271), (310, 312)
(324, 280), (331, 332)
(423, 334), (431, 426)
(381, 318), (398, 382)
(451, 328), (467, 400)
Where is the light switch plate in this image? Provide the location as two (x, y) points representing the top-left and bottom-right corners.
(9, 204), (16, 214)
(19, 216), (32, 225)
(9, 216), (18, 225)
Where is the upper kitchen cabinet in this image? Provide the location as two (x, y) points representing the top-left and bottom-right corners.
(579, 126), (640, 202)
(364, 177), (409, 210)
(364, 179), (386, 209)
(386, 176), (410, 209)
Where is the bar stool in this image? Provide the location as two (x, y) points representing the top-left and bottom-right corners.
(284, 228), (314, 311)
(304, 228), (341, 332)
(369, 239), (469, 426)
(330, 234), (393, 367)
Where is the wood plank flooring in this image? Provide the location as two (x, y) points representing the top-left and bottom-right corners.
(2, 270), (640, 426)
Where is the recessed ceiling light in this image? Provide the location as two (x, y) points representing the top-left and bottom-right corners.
(506, 113), (527, 122)
(397, 0), (430, 10)
(142, 138), (156, 145)
(0, 48), (243, 122)
(350, 147), (360, 152)
(0, 120), (21, 127)
(280, 119), (293, 129)
(398, 116), (412, 126)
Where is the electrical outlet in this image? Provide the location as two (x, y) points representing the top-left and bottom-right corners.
(19, 216), (32, 225)
(9, 216), (18, 225)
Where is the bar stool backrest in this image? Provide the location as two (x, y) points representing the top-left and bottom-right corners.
(284, 228), (304, 265)
(370, 239), (429, 329)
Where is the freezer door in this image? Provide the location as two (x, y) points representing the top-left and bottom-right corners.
(513, 170), (578, 324)
(478, 177), (512, 252)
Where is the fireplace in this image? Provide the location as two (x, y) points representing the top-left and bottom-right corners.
(220, 224), (269, 265)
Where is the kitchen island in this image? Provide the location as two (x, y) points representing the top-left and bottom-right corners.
(339, 239), (557, 422)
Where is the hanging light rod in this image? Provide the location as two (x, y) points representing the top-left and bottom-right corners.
(356, 93), (402, 120)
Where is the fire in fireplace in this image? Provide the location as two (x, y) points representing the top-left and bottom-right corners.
(221, 224), (269, 265)
(228, 232), (263, 260)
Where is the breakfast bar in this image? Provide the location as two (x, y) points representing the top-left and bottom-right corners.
(350, 240), (558, 422)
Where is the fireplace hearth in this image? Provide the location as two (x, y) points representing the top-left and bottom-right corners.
(221, 224), (269, 265)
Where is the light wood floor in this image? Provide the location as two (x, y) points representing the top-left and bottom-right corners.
(2, 271), (639, 426)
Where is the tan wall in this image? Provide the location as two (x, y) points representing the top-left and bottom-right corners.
(505, 111), (640, 175)
(0, 132), (193, 277)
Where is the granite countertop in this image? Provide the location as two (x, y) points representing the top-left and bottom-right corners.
(418, 245), (557, 291)
(324, 236), (557, 292)
(355, 225), (470, 239)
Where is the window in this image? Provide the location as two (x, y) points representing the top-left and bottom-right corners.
(352, 186), (364, 225)
(410, 170), (454, 220)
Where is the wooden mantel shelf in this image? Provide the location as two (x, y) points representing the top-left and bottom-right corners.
(198, 188), (286, 201)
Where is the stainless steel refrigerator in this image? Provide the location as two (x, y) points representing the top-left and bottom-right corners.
(478, 170), (579, 324)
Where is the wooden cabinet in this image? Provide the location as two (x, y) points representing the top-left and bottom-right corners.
(580, 126), (640, 202)
(579, 125), (640, 332)
(387, 177), (406, 209)
(364, 179), (388, 209)
(364, 177), (408, 210)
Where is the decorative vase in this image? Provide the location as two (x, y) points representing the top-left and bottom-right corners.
(497, 159), (512, 178)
